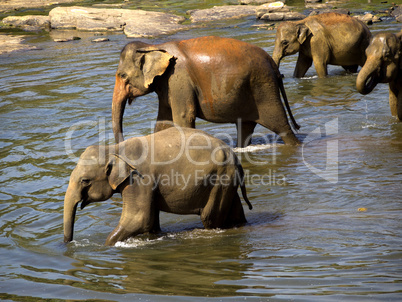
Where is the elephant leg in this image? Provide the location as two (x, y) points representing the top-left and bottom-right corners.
(256, 106), (299, 145)
(224, 192), (247, 228)
(236, 121), (256, 147)
(389, 80), (402, 121)
(150, 209), (161, 233)
(294, 53), (312, 78)
(342, 65), (358, 73)
(155, 102), (174, 133)
(313, 59), (328, 78)
(200, 181), (235, 229)
(105, 183), (156, 246)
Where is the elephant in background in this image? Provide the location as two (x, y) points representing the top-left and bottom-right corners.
(112, 36), (300, 148)
(356, 32), (402, 121)
(63, 127), (252, 246)
(273, 12), (371, 78)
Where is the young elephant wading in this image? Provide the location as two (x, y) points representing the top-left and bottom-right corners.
(356, 32), (402, 121)
(273, 12), (371, 78)
(112, 36), (300, 147)
(63, 127), (252, 246)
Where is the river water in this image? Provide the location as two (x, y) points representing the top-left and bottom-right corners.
(1, 0), (401, 301)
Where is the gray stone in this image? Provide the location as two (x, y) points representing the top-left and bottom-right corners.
(353, 13), (381, 25)
(308, 8), (350, 16)
(92, 38), (109, 42)
(240, 0), (282, 4)
(256, 4), (290, 19)
(259, 11), (305, 21)
(189, 5), (258, 23)
(2, 15), (50, 31)
(49, 6), (188, 38)
(0, 0), (76, 13)
(0, 35), (39, 54)
(391, 5), (402, 22)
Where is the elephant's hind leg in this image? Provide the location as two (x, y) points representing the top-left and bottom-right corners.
(236, 121), (256, 147)
(200, 180), (235, 229)
(224, 192), (247, 228)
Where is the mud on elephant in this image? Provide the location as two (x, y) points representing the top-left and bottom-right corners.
(112, 36), (300, 147)
(356, 32), (402, 121)
(63, 127), (252, 246)
(273, 12), (371, 78)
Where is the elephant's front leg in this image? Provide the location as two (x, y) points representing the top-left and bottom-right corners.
(389, 78), (402, 121)
(105, 183), (156, 246)
(154, 101), (174, 133)
(294, 53), (313, 78)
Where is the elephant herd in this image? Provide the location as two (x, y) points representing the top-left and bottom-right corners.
(64, 12), (402, 246)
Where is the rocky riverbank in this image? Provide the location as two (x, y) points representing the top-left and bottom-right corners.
(1, 0), (401, 54)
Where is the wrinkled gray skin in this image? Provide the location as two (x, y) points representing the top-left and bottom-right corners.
(64, 127), (252, 246)
(356, 32), (402, 121)
(112, 36), (300, 148)
(273, 12), (371, 78)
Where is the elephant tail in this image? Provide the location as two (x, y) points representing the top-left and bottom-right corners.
(278, 73), (301, 131)
(234, 154), (252, 210)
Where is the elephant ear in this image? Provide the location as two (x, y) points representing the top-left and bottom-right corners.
(303, 18), (328, 42)
(106, 154), (142, 190)
(137, 48), (175, 88)
(296, 24), (310, 44)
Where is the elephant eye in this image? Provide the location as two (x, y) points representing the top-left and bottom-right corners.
(81, 178), (91, 186)
(281, 40), (289, 46)
(119, 73), (128, 80)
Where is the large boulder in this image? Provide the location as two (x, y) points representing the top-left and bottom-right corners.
(0, 0), (76, 13)
(189, 5), (259, 22)
(391, 5), (402, 22)
(49, 6), (188, 38)
(2, 15), (51, 31)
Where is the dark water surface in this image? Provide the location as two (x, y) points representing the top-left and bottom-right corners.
(1, 1), (401, 301)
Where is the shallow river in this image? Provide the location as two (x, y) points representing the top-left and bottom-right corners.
(1, 1), (401, 301)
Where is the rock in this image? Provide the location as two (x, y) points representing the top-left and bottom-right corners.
(2, 15), (50, 31)
(49, 6), (188, 38)
(0, 0), (76, 13)
(0, 35), (39, 54)
(189, 5), (259, 22)
(53, 36), (80, 42)
(353, 13), (381, 25)
(308, 8), (350, 16)
(256, 2), (290, 19)
(92, 38), (109, 42)
(391, 5), (402, 22)
(240, 0), (284, 4)
(259, 11), (305, 21)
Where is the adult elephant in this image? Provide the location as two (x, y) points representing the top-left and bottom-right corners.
(272, 12), (371, 78)
(112, 36), (300, 147)
(63, 127), (252, 246)
(356, 32), (402, 121)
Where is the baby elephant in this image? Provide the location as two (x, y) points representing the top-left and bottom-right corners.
(63, 127), (252, 246)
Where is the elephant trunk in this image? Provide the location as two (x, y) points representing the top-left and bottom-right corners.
(272, 47), (282, 68)
(112, 74), (129, 143)
(356, 59), (380, 95)
(63, 183), (80, 243)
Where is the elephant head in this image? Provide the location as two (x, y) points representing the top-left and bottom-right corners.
(112, 42), (175, 143)
(63, 145), (139, 243)
(273, 21), (310, 67)
(356, 32), (402, 95)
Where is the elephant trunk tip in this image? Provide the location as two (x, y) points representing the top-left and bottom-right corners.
(356, 73), (377, 95)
